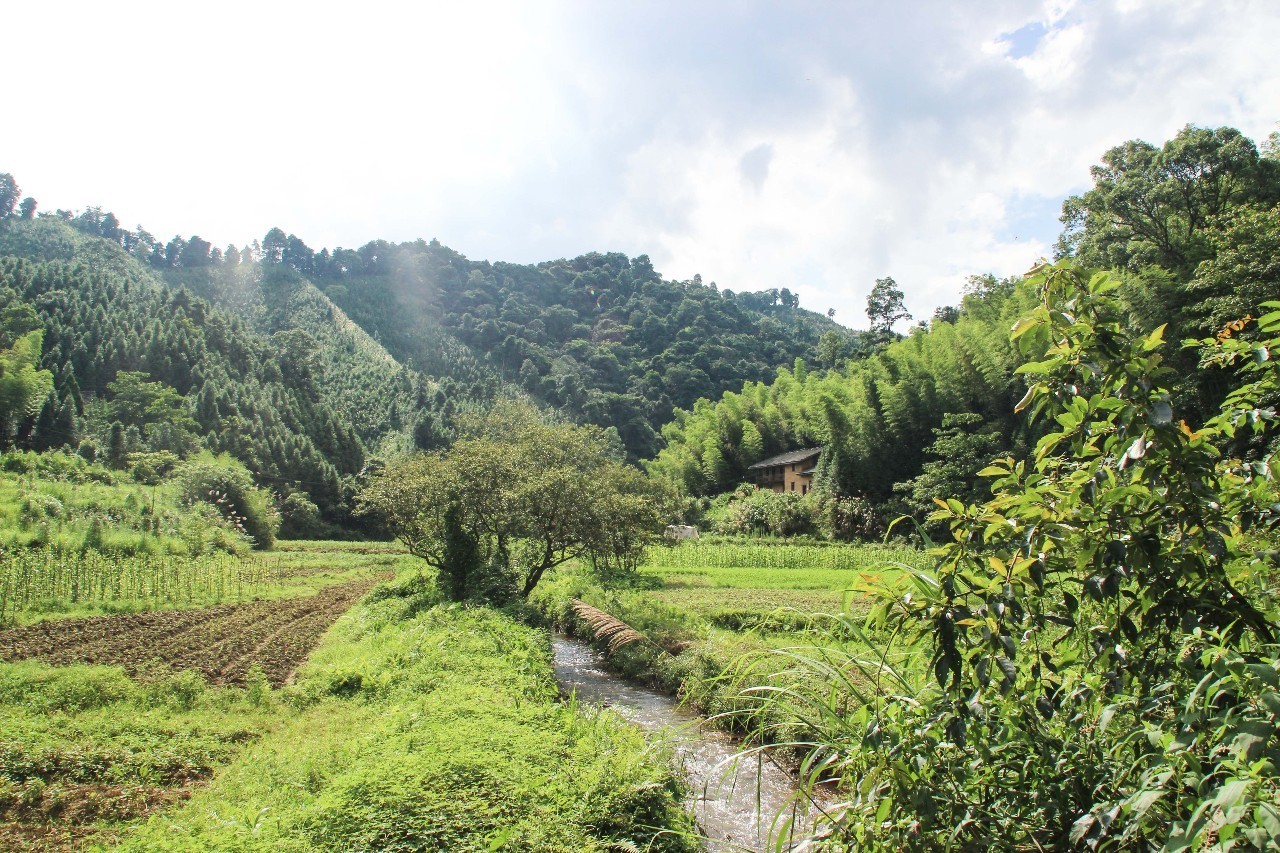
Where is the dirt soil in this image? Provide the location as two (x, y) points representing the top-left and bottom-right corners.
(0, 574), (388, 686)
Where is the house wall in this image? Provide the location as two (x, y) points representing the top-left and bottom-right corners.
(755, 462), (814, 494)
(784, 464), (812, 494)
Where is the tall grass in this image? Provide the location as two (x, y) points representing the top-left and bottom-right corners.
(0, 547), (278, 624)
(644, 540), (920, 572)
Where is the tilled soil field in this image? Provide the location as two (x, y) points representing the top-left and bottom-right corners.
(0, 575), (388, 686)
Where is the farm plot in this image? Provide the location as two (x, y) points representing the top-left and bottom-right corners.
(0, 575), (386, 686)
(635, 540), (926, 630)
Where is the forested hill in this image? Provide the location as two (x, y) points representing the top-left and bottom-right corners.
(0, 191), (857, 462)
(0, 184), (860, 525)
(0, 218), (363, 521)
(278, 237), (855, 459)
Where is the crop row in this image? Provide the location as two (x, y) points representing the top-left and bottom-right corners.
(0, 575), (386, 685)
(644, 541), (923, 571)
(0, 547), (279, 624)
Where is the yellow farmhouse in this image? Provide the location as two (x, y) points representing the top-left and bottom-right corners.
(746, 448), (822, 495)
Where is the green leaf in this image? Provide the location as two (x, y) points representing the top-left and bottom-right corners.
(1069, 813), (1096, 845)
(1231, 729), (1269, 762)
(934, 655), (950, 688)
(1246, 664), (1280, 689)
(997, 656), (1017, 682)
(1212, 779), (1251, 809)
(1255, 803), (1280, 839)
(1098, 705), (1117, 734)
(1015, 359), (1059, 376)
(1149, 400), (1173, 427)
(1010, 316), (1039, 340)
(1128, 789), (1163, 818)
(1014, 384), (1039, 413)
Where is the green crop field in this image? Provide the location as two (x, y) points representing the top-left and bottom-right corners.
(0, 544), (697, 850)
(636, 539), (926, 629)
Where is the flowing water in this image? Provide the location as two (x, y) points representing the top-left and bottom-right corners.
(551, 635), (819, 851)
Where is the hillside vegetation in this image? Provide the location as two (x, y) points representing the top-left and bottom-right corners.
(0, 195), (859, 532)
(651, 124), (1280, 540)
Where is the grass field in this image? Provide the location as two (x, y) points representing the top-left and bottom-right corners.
(0, 543), (698, 851)
(0, 460), (929, 850)
(638, 540), (924, 630)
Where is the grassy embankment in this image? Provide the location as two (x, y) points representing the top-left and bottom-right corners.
(531, 538), (927, 740)
(0, 462), (698, 850)
(1, 546), (698, 851)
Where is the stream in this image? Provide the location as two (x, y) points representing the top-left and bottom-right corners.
(551, 635), (819, 852)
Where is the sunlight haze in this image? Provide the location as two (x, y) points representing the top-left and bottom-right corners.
(9, 0), (1279, 326)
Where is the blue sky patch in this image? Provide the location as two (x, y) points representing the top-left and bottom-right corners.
(1001, 21), (1049, 59)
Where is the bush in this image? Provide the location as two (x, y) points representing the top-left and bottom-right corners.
(814, 492), (885, 541)
(0, 662), (136, 712)
(174, 453), (280, 550)
(710, 487), (820, 537)
(768, 269), (1280, 848)
(278, 491), (329, 540)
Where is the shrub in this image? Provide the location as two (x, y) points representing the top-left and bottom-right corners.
(278, 491), (328, 540)
(711, 487), (820, 537)
(174, 453), (280, 549)
(766, 268), (1280, 848)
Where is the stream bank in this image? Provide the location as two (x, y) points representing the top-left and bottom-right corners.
(552, 635), (822, 852)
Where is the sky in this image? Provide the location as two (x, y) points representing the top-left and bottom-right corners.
(6, 0), (1279, 329)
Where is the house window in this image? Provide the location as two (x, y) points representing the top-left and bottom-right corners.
(790, 481), (795, 491)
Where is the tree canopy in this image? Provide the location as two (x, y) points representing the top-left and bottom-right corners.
(1058, 124), (1280, 274)
(0, 329), (53, 446)
(866, 276), (911, 344)
(358, 402), (670, 602)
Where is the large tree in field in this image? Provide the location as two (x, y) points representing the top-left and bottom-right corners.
(0, 174), (19, 219)
(358, 401), (671, 603)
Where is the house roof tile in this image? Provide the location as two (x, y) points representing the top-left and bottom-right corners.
(747, 447), (823, 470)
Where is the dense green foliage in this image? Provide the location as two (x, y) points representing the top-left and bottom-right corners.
(310, 241), (855, 459)
(165, 262), (466, 456)
(741, 268), (1280, 849)
(0, 236), (359, 522)
(173, 453), (281, 550)
(652, 125), (1280, 544)
(649, 274), (1034, 505)
(359, 403), (671, 602)
(0, 184), (867, 535)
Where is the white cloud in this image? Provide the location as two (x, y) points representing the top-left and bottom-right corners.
(5, 0), (1279, 330)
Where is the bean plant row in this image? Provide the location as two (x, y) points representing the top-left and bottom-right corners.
(0, 547), (277, 624)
